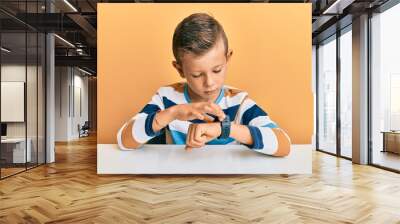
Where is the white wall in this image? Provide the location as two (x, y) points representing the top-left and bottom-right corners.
(55, 67), (89, 141)
(1, 65), (40, 138)
(1, 65), (25, 131)
(1, 64), (46, 163)
(55, 66), (70, 141)
(72, 73), (89, 138)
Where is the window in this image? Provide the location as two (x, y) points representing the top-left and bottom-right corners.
(371, 2), (400, 171)
(318, 36), (337, 154)
(340, 28), (352, 158)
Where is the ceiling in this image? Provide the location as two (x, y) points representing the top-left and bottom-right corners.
(0, 0), (391, 75)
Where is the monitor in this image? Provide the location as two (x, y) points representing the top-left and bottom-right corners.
(1, 123), (7, 137)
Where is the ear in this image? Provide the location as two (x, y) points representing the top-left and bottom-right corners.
(226, 49), (233, 63)
(172, 61), (185, 78)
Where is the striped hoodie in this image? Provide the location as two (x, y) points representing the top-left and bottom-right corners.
(117, 82), (291, 156)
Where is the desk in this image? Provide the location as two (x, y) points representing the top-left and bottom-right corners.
(97, 144), (312, 174)
(382, 131), (400, 154)
(1, 138), (31, 163)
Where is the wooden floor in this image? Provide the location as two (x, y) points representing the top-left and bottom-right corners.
(1, 135), (400, 223)
(1, 167), (26, 178)
(373, 150), (400, 171)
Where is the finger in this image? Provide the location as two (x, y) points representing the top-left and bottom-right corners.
(194, 105), (215, 122)
(189, 129), (204, 148)
(186, 125), (203, 148)
(196, 125), (208, 146)
(209, 103), (226, 121)
(186, 125), (193, 146)
(191, 111), (204, 120)
(203, 103), (225, 121)
(202, 105), (216, 115)
(200, 105), (219, 122)
(213, 103), (226, 120)
(202, 113), (215, 122)
(193, 125), (206, 144)
(187, 140), (203, 149)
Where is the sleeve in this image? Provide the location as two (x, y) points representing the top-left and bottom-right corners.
(237, 97), (291, 157)
(117, 90), (165, 150)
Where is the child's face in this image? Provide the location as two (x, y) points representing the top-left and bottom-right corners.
(173, 38), (233, 102)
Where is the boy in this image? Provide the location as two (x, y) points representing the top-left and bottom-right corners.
(117, 13), (291, 156)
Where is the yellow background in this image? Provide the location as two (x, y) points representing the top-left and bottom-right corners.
(97, 3), (313, 144)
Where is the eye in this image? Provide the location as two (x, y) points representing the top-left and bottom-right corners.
(192, 74), (202, 78)
(213, 70), (222, 73)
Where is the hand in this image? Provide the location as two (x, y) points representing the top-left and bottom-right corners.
(171, 102), (225, 122)
(185, 123), (221, 150)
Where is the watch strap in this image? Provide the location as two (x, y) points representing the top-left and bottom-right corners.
(218, 115), (231, 139)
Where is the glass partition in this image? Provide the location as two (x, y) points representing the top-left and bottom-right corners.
(0, 1), (46, 179)
(1, 30), (28, 178)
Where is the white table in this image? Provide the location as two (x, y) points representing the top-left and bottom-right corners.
(97, 144), (312, 174)
(1, 138), (32, 163)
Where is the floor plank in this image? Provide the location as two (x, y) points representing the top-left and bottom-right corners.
(1, 135), (400, 223)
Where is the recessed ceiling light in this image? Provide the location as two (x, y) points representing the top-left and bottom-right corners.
(1, 47), (11, 53)
(63, 0), (78, 12)
(77, 67), (93, 76)
(322, 0), (354, 15)
(54, 34), (75, 48)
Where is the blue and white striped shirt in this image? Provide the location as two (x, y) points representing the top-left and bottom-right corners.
(117, 82), (291, 156)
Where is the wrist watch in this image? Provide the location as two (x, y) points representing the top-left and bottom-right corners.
(218, 115), (231, 139)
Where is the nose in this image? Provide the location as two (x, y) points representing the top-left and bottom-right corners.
(204, 73), (215, 88)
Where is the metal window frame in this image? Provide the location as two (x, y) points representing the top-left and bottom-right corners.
(315, 23), (353, 162)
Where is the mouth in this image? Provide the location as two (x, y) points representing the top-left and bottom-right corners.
(204, 89), (219, 95)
